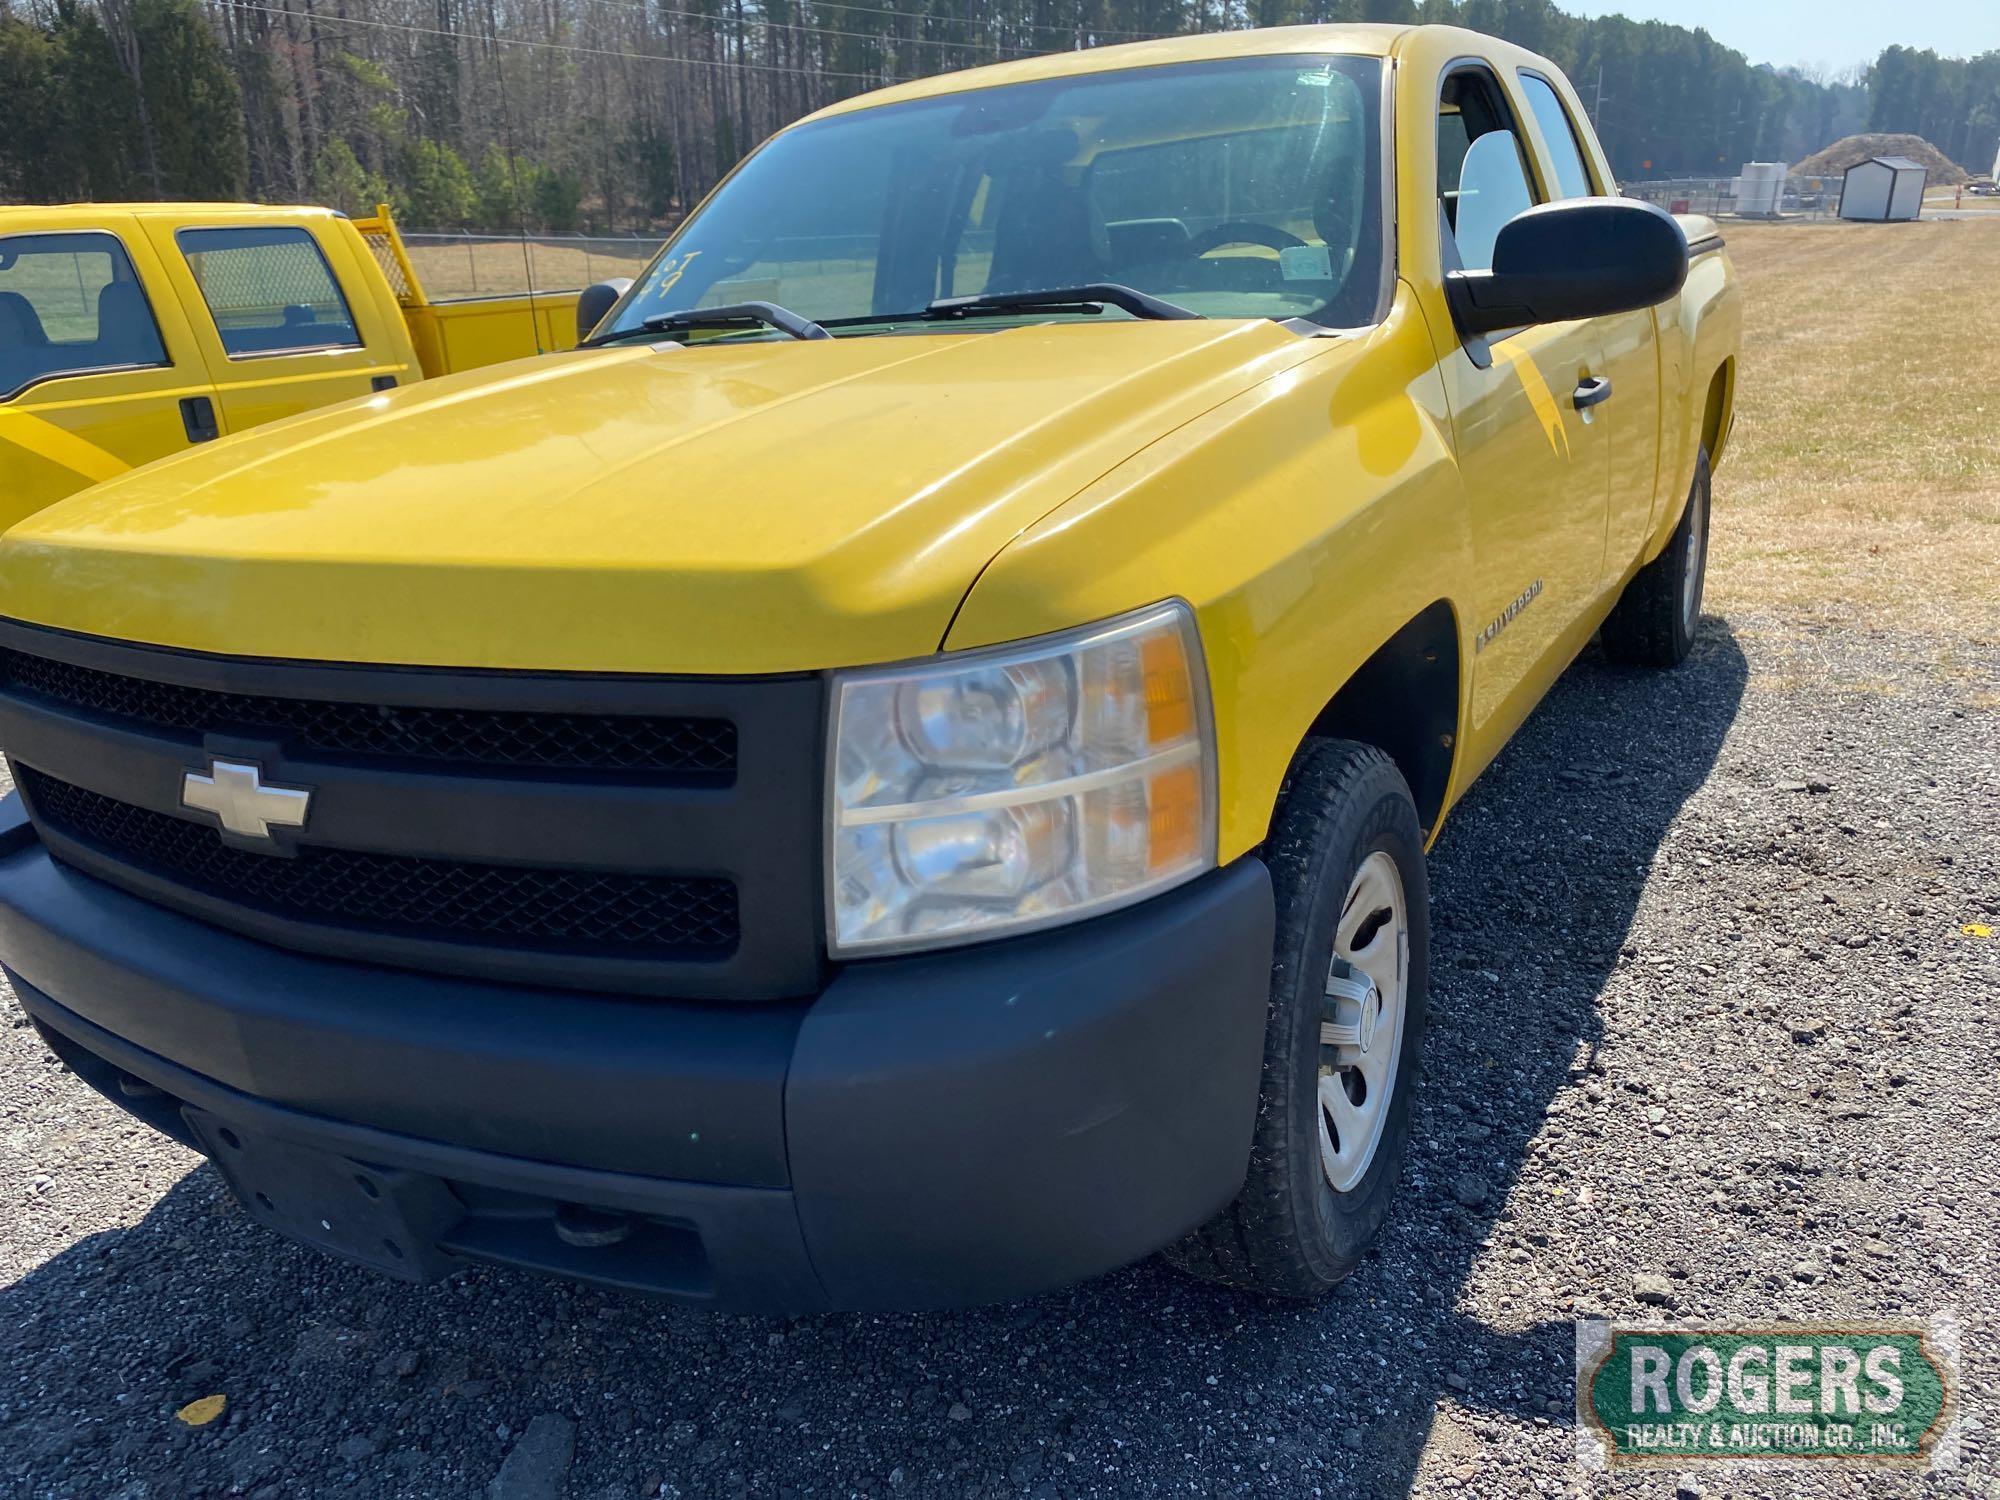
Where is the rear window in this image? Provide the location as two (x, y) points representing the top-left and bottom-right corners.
(177, 226), (362, 358)
(0, 232), (169, 400)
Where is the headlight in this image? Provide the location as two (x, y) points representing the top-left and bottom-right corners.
(827, 601), (1216, 956)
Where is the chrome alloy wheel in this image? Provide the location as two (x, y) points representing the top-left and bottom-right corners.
(1317, 850), (1410, 1192)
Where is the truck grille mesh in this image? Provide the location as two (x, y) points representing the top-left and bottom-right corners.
(20, 770), (740, 957)
(0, 648), (736, 779)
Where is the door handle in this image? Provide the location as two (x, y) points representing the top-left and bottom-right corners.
(180, 396), (220, 443)
(1572, 376), (1613, 411)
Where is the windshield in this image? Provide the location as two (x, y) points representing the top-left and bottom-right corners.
(607, 54), (1387, 338)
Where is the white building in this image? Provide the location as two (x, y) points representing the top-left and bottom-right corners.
(1838, 156), (1928, 222)
(1731, 162), (1787, 217)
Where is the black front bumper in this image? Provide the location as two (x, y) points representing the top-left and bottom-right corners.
(0, 793), (1274, 1312)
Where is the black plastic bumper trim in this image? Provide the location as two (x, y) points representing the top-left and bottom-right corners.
(22, 989), (825, 1309)
(0, 841), (802, 1186)
(2, 826), (1276, 1311)
(0, 791), (29, 858)
(786, 856), (1274, 1309)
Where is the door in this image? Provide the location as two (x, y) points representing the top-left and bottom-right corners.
(1516, 68), (1663, 586)
(1426, 66), (1610, 739)
(140, 220), (400, 433)
(0, 222), (222, 530)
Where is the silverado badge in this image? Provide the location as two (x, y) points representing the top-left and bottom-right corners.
(1475, 578), (1544, 654)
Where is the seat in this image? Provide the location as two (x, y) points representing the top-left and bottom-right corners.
(92, 280), (167, 368)
(0, 291), (50, 349)
(986, 161), (1112, 293)
(1105, 218), (1192, 269)
(0, 290), (54, 396)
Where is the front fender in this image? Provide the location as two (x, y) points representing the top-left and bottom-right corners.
(946, 289), (1473, 866)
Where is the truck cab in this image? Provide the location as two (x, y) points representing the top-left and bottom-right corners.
(0, 203), (584, 528)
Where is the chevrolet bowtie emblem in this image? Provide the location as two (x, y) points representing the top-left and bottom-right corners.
(182, 758), (312, 842)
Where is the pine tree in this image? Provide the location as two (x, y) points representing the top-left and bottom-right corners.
(134, 0), (248, 197)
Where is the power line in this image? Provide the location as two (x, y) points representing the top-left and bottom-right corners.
(214, 0), (932, 79)
(574, 0), (1139, 58)
(745, 0), (1166, 42)
(214, 0), (1140, 81)
(570, 0), (1171, 44)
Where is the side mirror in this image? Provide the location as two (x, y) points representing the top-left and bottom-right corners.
(576, 278), (633, 344)
(1445, 199), (1688, 337)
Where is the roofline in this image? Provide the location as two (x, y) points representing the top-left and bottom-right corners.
(794, 24), (1420, 125)
(0, 202), (347, 218)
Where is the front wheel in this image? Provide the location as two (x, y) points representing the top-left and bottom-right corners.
(1600, 446), (1712, 668)
(1163, 739), (1429, 1298)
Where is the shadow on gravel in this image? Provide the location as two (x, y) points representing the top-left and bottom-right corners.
(2, 622), (1749, 1498)
(1338, 615), (1752, 1488)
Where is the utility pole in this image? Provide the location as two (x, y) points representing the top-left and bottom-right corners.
(1591, 61), (1614, 167)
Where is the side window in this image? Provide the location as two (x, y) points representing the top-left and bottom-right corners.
(1519, 73), (1597, 201)
(1437, 69), (1538, 271)
(0, 232), (169, 400)
(177, 227), (361, 358)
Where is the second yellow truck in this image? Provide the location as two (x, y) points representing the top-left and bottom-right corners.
(0, 202), (584, 528)
(0, 23), (1738, 1309)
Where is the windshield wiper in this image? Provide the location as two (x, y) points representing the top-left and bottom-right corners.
(605, 284), (1202, 345)
(589, 300), (832, 346)
(923, 284), (1202, 322)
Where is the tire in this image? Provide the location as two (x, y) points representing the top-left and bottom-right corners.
(1163, 739), (1430, 1298)
(1599, 446), (1711, 668)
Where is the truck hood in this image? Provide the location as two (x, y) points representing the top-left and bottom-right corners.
(0, 321), (1313, 673)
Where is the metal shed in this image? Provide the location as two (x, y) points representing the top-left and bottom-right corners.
(1838, 156), (1928, 222)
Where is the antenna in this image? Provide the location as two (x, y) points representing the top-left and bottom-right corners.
(489, 11), (544, 356)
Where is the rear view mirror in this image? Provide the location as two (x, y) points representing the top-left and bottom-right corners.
(1445, 199), (1688, 337)
(576, 278), (633, 344)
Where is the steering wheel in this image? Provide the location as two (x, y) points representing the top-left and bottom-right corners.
(1184, 221), (1308, 257)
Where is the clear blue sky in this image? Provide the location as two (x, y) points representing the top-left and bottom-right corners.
(1557, 0), (1994, 74)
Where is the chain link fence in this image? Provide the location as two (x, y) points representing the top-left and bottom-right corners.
(1621, 176), (1847, 220)
(398, 232), (665, 300)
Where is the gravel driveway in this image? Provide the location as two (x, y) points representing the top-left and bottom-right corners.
(4, 611), (1995, 1498)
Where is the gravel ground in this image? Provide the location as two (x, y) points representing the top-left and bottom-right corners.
(3, 610), (1996, 1499)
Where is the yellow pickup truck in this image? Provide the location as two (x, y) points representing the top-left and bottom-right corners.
(0, 202), (584, 528)
(0, 24), (1737, 1311)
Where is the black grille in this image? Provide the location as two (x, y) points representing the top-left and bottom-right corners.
(0, 648), (736, 778)
(21, 770), (739, 958)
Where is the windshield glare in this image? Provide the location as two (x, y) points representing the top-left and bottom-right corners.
(610, 55), (1387, 337)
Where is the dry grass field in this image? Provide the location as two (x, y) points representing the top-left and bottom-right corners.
(399, 237), (659, 300)
(1713, 219), (2000, 645)
(1924, 186), (2000, 211)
